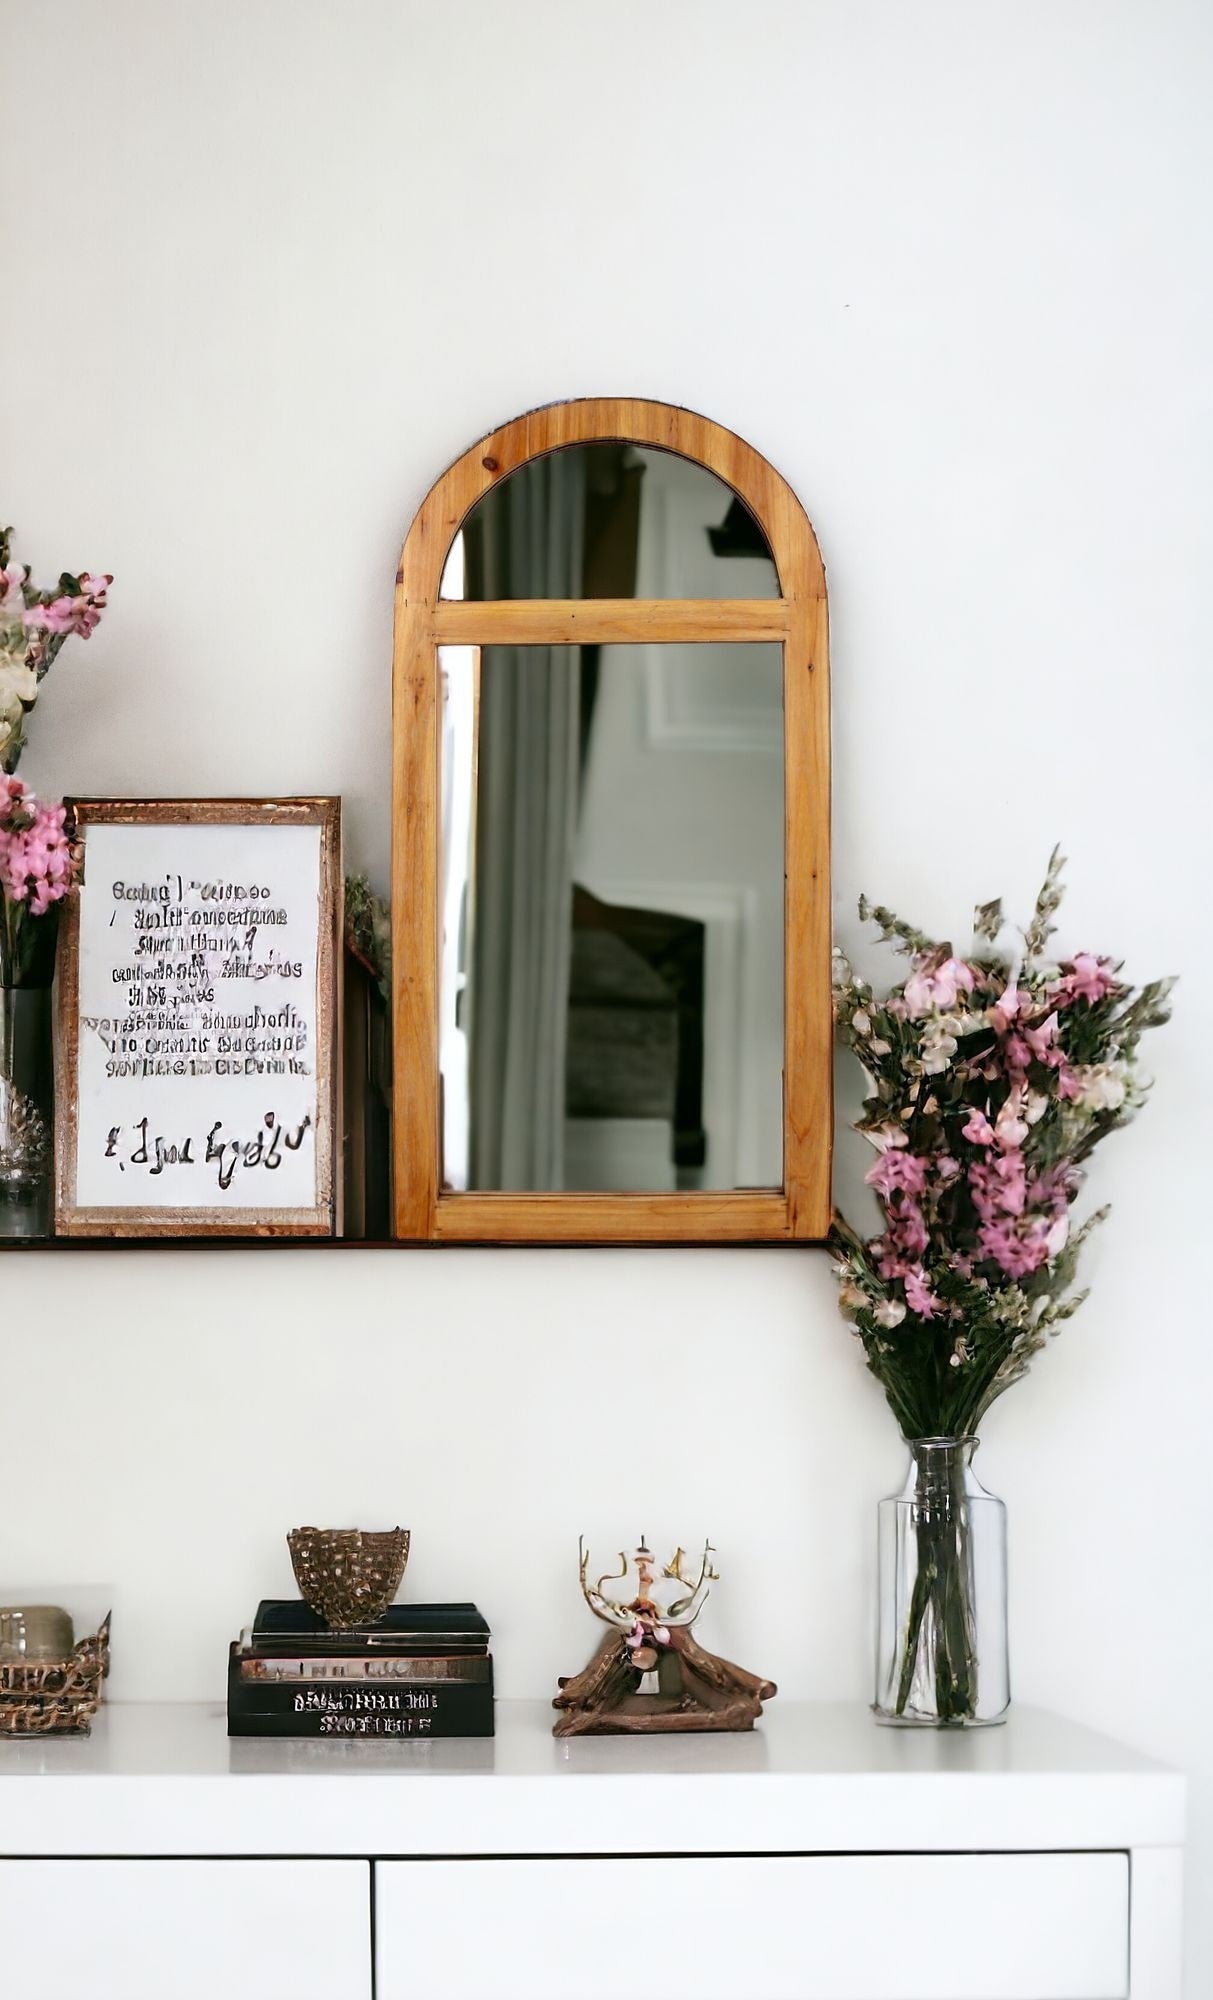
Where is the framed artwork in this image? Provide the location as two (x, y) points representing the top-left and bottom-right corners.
(54, 798), (340, 1237)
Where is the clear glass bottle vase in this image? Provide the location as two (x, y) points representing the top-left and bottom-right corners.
(874, 1436), (1008, 1728)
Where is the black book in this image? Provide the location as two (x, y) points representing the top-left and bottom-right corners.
(236, 1653), (492, 1686)
(228, 1646), (494, 1738)
(249, 1600), (490, 1656)
(227, 1708), (494, 1739)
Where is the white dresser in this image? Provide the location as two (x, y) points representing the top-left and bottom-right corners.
(0, 1700), (1184, 2000)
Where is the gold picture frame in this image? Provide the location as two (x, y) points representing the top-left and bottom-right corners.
(54, 797), (340, 1238)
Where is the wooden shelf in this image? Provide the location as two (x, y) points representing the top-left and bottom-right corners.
(0, 1231), (817, 1251)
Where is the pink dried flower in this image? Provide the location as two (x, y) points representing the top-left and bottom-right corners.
(989, 974), (1023, 1033)
(874, 1196), (930, 1278)
(977, 1216), (1053, 1278)
(26, 577), (110, 642)
(0, 793), (78, 914)
(962, 1107), (997, 1147)
(1003, 1032), (1031, 1074)
(904, 954), (976, 1019)
(0, 774), (27, 818)
(903, 1267), (942, 1319)
(969, 1150), (1027, 1221)
(28, 596), (79, 636)
(994, 1085), (1030, 1150)
(865, 1150), (929, 1198)
(1023, 1013), (1061, 1063)
(1055, 953), (1118, 1006)
(1030, 1162), (1077, 1216)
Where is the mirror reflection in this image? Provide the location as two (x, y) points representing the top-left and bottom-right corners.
(440, 642), (784, 1194)
(440, 444), (779, 600)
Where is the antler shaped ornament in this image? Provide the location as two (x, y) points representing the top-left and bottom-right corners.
(557, 1535), (775, 1737)
(578, 1536), (717, 1630)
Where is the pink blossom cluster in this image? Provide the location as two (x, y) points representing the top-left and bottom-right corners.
(866, 1149), (944, 1316)
(1055, 953), (1119, 1006)
(0, 549), (112, 678)
(903, 954), (975, 1018)
(860, 941), (1123, 1300)
(965, 1107), (1073, 1278)
(17, 578), (111, 671)
(0, 563), (111, 632)
(0, 777), (78, 916)
(28, 575), (110, 640)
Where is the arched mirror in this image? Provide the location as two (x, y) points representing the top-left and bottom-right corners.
(392, 399), (830, 1242)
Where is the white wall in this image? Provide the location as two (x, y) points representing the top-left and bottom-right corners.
(2, 0), (1210, 1983)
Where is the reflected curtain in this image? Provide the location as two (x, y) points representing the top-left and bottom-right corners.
(464, 453), (586, 1189)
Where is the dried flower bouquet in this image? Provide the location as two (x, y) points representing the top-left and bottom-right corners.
(831, 852), (1173, 1719)
(0, 525), (111, 775)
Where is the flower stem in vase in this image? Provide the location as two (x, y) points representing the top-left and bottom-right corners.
(879, 1436), (992, 1727)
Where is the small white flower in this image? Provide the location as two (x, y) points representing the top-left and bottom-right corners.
(874, 1298), (906, 1329)
(1025, 1090), (1050, 1126)
(920, 1030), (958, 1075)
(838, 1281), (866, 1312)
(919, 1014), (961, 1071)
(0, 656), (37, 709)
(863, 1123), (909, 1151)
(870, 1038), (892, 1057)
(1077, 1064), (1127, 1113)
(852, 1009), (871, 1035)
(0, 657), (36, 765)
(995, 1085), (1030, 1149)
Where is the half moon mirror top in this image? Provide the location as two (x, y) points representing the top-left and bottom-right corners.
(440, 444), (780, 601)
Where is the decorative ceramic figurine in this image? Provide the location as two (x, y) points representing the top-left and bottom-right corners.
(553, 1536), (775, 1737)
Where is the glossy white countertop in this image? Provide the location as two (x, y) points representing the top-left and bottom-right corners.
(0, 1699), (1183, 1857)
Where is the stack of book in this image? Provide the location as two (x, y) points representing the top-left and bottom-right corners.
(227, 1601), (493, 1739)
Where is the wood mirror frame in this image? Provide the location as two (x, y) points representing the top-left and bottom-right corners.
(391, 397), (831, 1243)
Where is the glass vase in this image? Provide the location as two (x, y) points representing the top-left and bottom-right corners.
(874, 1436), (1008, 1728)
(0, 984), (53, 1239)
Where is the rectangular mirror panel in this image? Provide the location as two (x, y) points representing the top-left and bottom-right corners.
(440, 642), (784, 1194)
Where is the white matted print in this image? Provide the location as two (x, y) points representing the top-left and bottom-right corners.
(55, 799), (340, 1236)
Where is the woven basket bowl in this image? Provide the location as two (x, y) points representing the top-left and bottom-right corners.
(287, 1527), (410, 1629)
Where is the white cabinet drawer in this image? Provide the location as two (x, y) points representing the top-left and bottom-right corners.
(0, 1860), (371, 2000)
(375, 1852), (1128, 2000)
